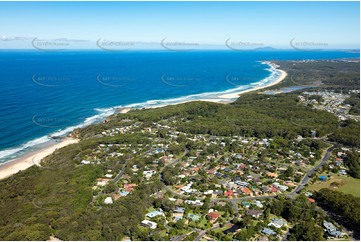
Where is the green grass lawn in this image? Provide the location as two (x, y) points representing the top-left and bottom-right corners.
(314, 144), (333, 166)
(147, 207), (155, 212)
(307, 174), (360, 197)
(159, 230), (167, 237)
(197, 216), (208, 229)
(269, 214), (277, 220)
(218, 211), (225, 216)
(213, 223), (232, 233)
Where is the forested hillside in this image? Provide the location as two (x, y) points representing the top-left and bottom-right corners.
(0, 60), (359, 240)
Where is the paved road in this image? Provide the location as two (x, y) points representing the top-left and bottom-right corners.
(172, 234), (188, 241)
(156, 137), (340, 241)
(159, 149), (189, 199)
(159, 140), (339, 203)
(94, 159), (130, 199)
(172, 228), (203, 241)
(162, 183), (189, 199)
(288, 142), (339, 197)
(195, 230), (207, 241)
(211, 195), (277, 202)
(114, 159), (130, 184)
(194, 222), (224, 240)
(282, 232), (290, 241)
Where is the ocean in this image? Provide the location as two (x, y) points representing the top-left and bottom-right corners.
(0, 50), (359, 163)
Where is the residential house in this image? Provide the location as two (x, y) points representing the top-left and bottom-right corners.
(254, 201), (263, 208)
(261, 186), (270, 194)
(224, 189), (234, 197)
(97, 178), (110, 187)
(143, 170), (156, 179)
(207, 169), (216, 175)
(273, 182), (288, 192)
(187, 213), (201, 222)
(270, 186), (279, 193)
(124, 183), (137, 192)
(323, 221), (343, 238)
(241, 187), (253, 196)
(172, 207), (185, 221)
(242, 201), (251, 208)
(81, 160), (91, 165)
(267, 173), (279, 178)
(104, 197), (113, 205)
(262, 228), (276, 236)
(305, 192), (313, 197)
(307, 198), (315, 203)
(236, 181), (250, 187)
(112, 193), (121, 201)
(174, 207), (185, 213)
(204, 190), (214, 195)
(146, 210), (164, 218)
(253, 177), (262, 185)
(119, 190), (129, 197)
(233, 176), (241, 182)
(141, 220), (157, 229)
(246, 209), (263, 218)
(207, 212), (221, 223)
(185, 200), (204, 206)
(173, 214), (183, 221)
(268, 218), (287, 228)
(105, 174), (113, 178)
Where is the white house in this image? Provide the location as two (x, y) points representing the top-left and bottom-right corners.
(141, 220), (157, 229)
(268, 218), (287, 228)
(146, 210), (164, 218)
(81, 160), (91, 165)
(104, 197), (113, 205)
(185, 200), (204, 206)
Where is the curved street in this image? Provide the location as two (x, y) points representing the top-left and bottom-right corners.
(160, 140), (339, 203)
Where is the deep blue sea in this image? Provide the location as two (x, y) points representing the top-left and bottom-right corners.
(0, 50), (359, 163)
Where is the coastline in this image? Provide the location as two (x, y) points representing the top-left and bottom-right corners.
(218, 63), (287, 99)
(144, 62), (287, 108)
(0, 62), (287, 180)
(0, 137), (79, 180)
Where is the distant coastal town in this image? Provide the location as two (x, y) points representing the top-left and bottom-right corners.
(1, 59), (357, 241)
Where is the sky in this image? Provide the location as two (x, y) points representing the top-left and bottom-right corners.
(0, 1), (359, 49)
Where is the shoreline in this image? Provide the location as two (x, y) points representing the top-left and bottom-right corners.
(218, 63), (287, 99)
(0, 62), (287, 180)
(143, 62), (287, 108)
(0, 137), (79, 180)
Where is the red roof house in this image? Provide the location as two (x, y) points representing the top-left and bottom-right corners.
(207, 169), (216, 174)
(224, 189), (234, 197)
(207, 212), (221, 223)
(124, 183), (137, 192)
(241, 187), (253, 195)
(270, 186), (279, 193)
(307, 198), (315, 203)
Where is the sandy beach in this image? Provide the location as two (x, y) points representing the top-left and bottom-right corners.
(218, 65), (288, 99)
(0, 137), (79, 180)
(117, 107), (132, 113)
(145, 64), (288, 107)
(0, 108), (135, 180)
(0, 67), (287, 181)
